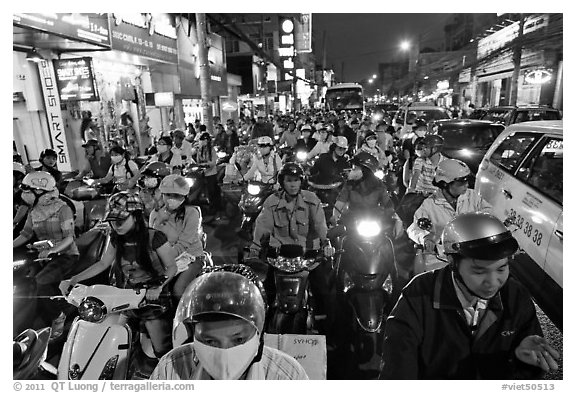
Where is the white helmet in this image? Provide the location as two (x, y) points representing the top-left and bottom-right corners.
(13, 162), (26, 176)
(257, 136), (273, 146)
(21, 171), (57, 192)
(434, 159), (471, 185)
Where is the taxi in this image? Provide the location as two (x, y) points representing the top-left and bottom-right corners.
(475, 120), (563, 329)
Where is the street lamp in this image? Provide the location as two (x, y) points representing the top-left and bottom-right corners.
(372, 74), (377, 79)
(400, 40), (411, 51)
(368, 78), (374, 84)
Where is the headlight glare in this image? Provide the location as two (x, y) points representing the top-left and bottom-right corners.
(78, 296), (107, 323)
(248, 184), (261, 195)
(357, 220), (381, 238)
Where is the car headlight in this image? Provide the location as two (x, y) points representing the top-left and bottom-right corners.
(185, 178), (195, 187)
(459, 148), (474, 157)
(217, 151), (227, 159)
(296, 151), (307, 161)
(248, 184), (261, 196)
(78, 296), (107, 323)
(357, 220), (381, 238)
(372, 113), (383, 121)
(374, 170), (384, 180)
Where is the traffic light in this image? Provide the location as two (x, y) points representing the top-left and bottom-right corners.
(279, 16), (295, 80)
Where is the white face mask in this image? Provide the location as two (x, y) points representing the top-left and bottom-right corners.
(163, 195), (185, 211)
(157, 145), (169, 154)
(111, 155), (123, 164)
(193, 333), (260, 380)
(367, 139), (377, 148)
(415, 130), (427, 138)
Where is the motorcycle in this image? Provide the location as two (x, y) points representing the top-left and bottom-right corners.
(237, 178), (276, 241)
(307, 180), (343, 223)
(245, 244), (328, 335)
(328, 208), (399, 378)
(58, 282), (166, 380)
(64, 177), (112, 234)
(13, 327), (57, 380)
(182, 162), (211, 207)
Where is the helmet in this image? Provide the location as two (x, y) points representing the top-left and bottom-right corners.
(278, 162), (305, 185)
(257, 136), (273, 146)
(351, 151), (379, 174)
(139, 162), (171, 189)
(199, 132), (211, 141)
(104, 192), (144, 221)
(423, 134), (444, 150)
(21, 171), (56, 192)
(442, 212), (518, 260)
(332, 136), (348, 149)
(13, 162), (26, 176)
(159, 174), (191, 196)
(412, 118), (428, 130)
(39, 149), (57, 161)
(363, 131), (377, 142)
(172, 264), (266, 347)
(434, 159), (472, 185)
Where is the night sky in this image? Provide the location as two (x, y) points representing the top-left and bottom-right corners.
(312, 13), (453, 83)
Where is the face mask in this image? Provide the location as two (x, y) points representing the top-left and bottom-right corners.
(143, 177), (159, 189)
(367, 139), (377, 148)
(163, 195), (185, 211)
(415, 130), (427, 138)
(157, 145), (168, 154)
(194, 333), (260, 380)
(21, 191), (36, 206)
(111, 155), (123, 164)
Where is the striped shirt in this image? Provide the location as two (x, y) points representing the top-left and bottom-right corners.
(412, 155), (447, 194)
(150, 344), (309, 380)
(21, 204), (79, 256)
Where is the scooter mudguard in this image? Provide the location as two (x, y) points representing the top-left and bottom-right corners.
(348, 288), (387, 333)
(58, 314), (132, 380)
(274, 270), (309, 314)
(342, 236), (395, 277)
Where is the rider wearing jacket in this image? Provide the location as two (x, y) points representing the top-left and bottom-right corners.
(309, 136), (350, 185)
(152, 264), (308, 380)
(407, 159), (492, 272)
(381, 213), (560, 379)
(13, 171), (79, 338)
(244, 136), (283, 184)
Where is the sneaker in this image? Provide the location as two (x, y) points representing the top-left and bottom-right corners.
(49, 312), (66, 340)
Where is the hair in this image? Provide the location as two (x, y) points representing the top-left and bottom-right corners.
(159, 136), (173, 147)
(110, 210), (158, 283)
(199, 137), (213, 162)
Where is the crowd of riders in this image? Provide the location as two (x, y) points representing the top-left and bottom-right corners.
(13, 107), (559, 380)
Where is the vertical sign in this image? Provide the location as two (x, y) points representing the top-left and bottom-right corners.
(295, 13), (312, 53)
(37, 60), (72, 171)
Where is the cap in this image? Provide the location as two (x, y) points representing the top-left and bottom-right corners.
(301, 124), (312, 131)
(104, 192), (144, 221)
(257, 136), (273, 146)
(159, 174), (191, 196)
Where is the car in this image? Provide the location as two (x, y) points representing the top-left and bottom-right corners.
(367, 103), (399, 122)
(474, 120), (563, 329)
(434, 119), (505, 179)
(478, 105), (562, 126)
(393, 103), (452, 136)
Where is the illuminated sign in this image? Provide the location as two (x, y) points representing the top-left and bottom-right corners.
(54, 57), (99, 102)
(295, 13), (312, 53)
(13, 13), (111, 47)
(524, 68), (553, 85)
(37, 60), (72, 172)
(154, 92), (174, 107)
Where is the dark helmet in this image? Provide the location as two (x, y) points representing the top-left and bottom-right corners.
(278, 162), (305, 185)
(138, 161), (171, 190)
(423, 134), (444, 151)
(412, 117), (428, 130)
(363, 131), (377, 143)
(351, 151), (379, 174)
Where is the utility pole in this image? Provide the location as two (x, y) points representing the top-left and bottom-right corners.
(196, 13), (214, 135)
(508, 14), (525, 106)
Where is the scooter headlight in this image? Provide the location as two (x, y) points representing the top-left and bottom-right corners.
(217, 151), (227, 159)
(357, 220), (381, 238)
(296, 151), (307, 161)
(374, 169), (384, 180)
(78, 296), (107, 323)
(185, 178), (195, 187)
(248, 184), (261, 196)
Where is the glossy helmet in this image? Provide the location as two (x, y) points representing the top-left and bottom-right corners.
(278, 162), (305, 186)
(332, 136), (348, 149)
(423, 134), (444, 151)
(257, 136), (274, 146)
(363, 131), (377, 142)
(139, 161), (171, 189)
(442, 212), (518, 261)
(159, 174), (191, 196)
(172, 264), (266, 347)
(104, 191), (144, 221)
(434, 159), (472, 187)
(351, 151), (380, 174)
(21, 171), (57, 192)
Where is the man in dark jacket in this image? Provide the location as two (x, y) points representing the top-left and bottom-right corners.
(380, 213), (559, 380)
(250, 111), (274, 142)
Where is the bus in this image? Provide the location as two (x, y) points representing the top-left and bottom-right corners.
(325, 83), (364, 113)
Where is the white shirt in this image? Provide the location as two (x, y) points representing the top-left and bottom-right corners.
(171, 140), (193, 164)
(244, 152), (283, 183)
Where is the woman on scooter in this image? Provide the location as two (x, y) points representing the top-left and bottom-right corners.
(191, 132), (221, 218)
(152, 264), (308, 380)
(150, 136), (183, 173)
(61, 192), (177, 358)
(149, 174), (207, 304)
(94, 145), (140, 192)
(138, 161), (171, 219)
(13, 171), (79, 339)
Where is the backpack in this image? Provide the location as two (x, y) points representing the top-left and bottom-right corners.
(396, 192), (428, 227)
(112, 159), (134, 179)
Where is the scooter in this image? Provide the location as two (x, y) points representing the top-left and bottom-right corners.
(64, 177), (113, 234)
(182, 162), (211, 207)
(245, 244), (327, 334)
(237, 178), (276, 241)
(328, 208), (398, 378)
(58, 282), (166, 380)
(307, 180), (343, 223)
(13, 327), (57, 380)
